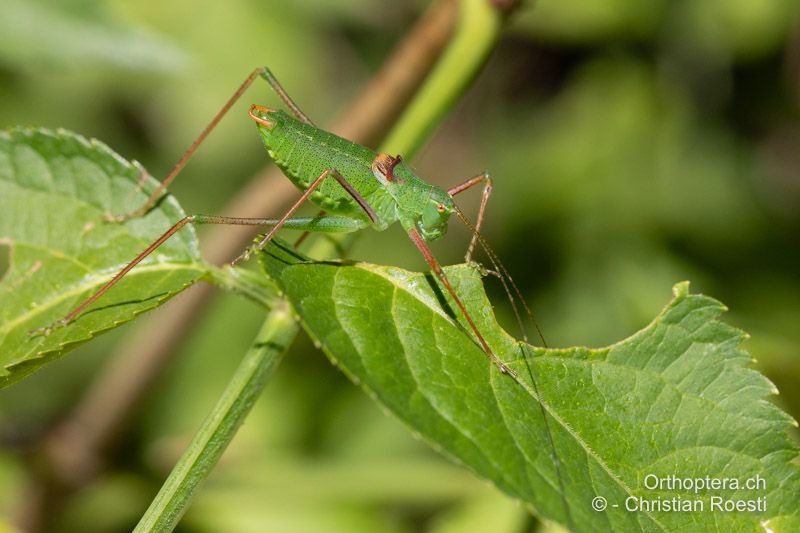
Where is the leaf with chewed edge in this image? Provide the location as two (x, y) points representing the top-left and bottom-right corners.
(0, 127), (208, 388)
(261, 240), (800, 532)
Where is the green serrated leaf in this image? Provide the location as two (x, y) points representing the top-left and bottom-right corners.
(261, 241), (800, 532)
(0, 127), (208, 388)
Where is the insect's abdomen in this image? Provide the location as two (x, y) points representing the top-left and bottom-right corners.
(259, 111), (386, 220)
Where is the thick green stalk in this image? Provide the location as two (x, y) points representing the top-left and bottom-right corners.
(133, 305), (297, 532)
(381, 0), (505, 157)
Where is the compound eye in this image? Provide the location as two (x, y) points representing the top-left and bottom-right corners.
(436, 203), (446, 213)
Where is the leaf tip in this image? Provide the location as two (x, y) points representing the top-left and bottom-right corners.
(672, 280), (690, 299)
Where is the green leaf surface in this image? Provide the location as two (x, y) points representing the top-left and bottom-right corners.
(261, 241), (800, 532)
(0, 127), (208, 388)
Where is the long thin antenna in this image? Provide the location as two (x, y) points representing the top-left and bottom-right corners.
(455, 207), (575, 531)
(455, 209), (547, 347)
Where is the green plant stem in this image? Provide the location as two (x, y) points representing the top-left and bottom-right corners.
(381, 0), (506, 156)
(132, 304), (298, 533)
(133, 1), (516, 530)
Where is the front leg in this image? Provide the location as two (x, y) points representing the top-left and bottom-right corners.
(447, 172), (492, 262)
(406, 226), (517, 378)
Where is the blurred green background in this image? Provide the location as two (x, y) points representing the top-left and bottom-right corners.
(1, 0), (799, 531)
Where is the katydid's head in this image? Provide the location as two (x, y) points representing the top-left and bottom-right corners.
(371, 153), (454, 240)
(417, 186), (456, 241)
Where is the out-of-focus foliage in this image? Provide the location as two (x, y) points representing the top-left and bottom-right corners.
(0, 0), (188, 72)
(1, 0), (798, 531)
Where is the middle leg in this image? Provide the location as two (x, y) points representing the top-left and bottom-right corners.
(233, 168), (378, 264)
(33, 212), (365, 336)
